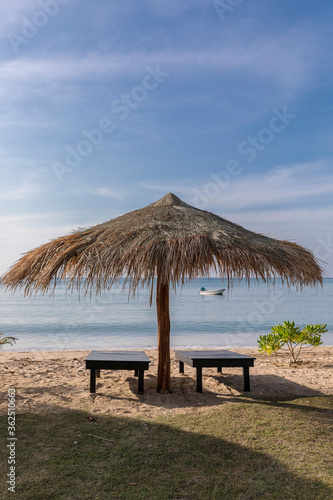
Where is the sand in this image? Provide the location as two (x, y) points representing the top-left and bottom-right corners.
(0, 347), (332, 417)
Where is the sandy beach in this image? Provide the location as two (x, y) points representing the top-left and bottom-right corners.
(0, 347), (332, 417)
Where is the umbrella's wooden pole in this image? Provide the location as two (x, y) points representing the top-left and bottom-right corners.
(156, 274), (171, 393)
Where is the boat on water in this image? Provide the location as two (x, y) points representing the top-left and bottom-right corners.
(199, 287), (225, 296)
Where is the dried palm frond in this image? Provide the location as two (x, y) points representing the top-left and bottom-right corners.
(1, 193), (323, 297)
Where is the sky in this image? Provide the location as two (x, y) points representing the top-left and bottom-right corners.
(0, 0), (333, 277)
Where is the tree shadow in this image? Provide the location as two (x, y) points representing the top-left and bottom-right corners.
(1, 409), (331, 499)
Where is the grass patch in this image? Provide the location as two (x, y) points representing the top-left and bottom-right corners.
(0, 396), (332, 499)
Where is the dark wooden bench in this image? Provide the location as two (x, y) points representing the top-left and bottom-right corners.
(174, 350), (256, 393)
(85, 350), (150, 394)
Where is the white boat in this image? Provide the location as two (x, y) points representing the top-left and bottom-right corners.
(199, 287), (225, 296)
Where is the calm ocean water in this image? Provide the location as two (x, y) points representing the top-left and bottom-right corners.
(1, 278), (332, 351)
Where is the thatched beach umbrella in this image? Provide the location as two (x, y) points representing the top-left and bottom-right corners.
(1, 193), (323, 392)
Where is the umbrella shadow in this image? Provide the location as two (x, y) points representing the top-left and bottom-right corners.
(123, 372), (328, 412)
(123, 375), (239, 411)
(4, 371), (327, 415)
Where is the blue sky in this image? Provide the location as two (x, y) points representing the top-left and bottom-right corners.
(0, 0), (332, 276)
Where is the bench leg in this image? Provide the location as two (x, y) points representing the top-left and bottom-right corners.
(243, 367), (250, 391)
(217, 366), (222, 373)
(138, 370), (144, 394)
(196, 367), (202, 393)
(179, 361), (184, 374)
(90, 369), (96, 393)
(96, 369), (100, 378)
(134, 369), (139, 377)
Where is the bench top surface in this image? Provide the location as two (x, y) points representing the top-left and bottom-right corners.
(85, 350), (150, 363)
(175, 350), (255, 361)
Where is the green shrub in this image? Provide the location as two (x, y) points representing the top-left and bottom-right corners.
(257, 321), (327, 363)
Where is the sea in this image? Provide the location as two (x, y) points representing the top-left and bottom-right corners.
(1, 278), (332, 352)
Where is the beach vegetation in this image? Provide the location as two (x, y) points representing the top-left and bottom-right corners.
(257, 321), (327, 363)
(0, 332), (17, 348)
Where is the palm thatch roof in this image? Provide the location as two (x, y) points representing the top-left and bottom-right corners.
(1, 192), (323, 295)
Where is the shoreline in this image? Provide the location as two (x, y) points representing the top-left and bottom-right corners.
(3, 344), (333, 354)
(1, 347), (332, 417)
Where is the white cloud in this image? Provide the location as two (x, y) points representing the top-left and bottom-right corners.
(95, 187), (122, 198)
(0, 213), (67, 224)
(0, 54), (140, 85)
(225, 207), (333, 224)
(190, 162), (333, 211)
(0, 181), (42, 200)
(0, 27), (319, 99)
(68, 187), (124, 199)
(140, 162), (333, 215)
